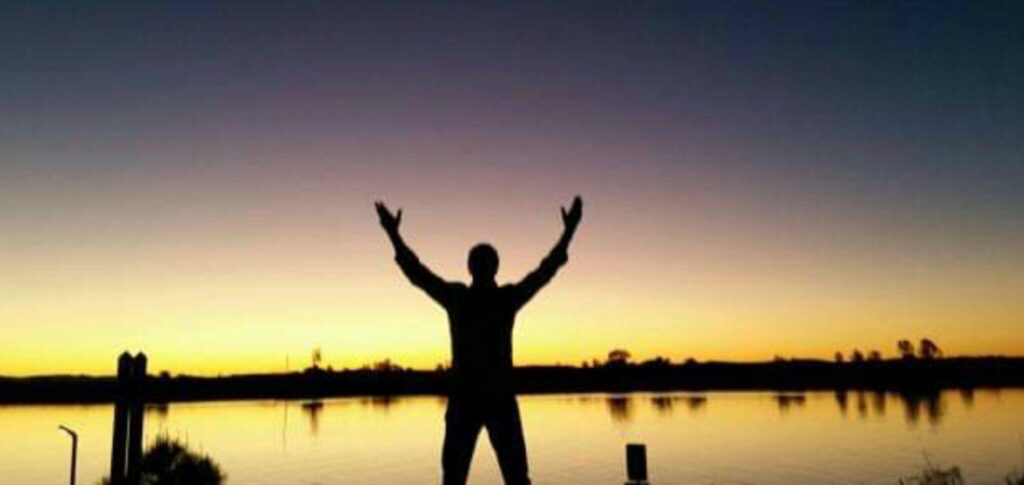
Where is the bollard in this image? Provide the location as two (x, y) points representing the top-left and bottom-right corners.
(126, 353), (147, 483)
(625, 443), (649, 485)
(109, 352), (132, 484)
(110, 352), (148, 484)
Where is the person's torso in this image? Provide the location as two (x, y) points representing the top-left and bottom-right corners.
(445, 284), (519, 393)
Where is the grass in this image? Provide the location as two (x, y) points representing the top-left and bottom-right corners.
(899, 444), (1024, 485)
(898, 461), (963, 485)
(98, 435), (225, 485)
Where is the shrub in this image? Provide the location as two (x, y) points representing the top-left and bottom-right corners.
(98, 435), (225, 485)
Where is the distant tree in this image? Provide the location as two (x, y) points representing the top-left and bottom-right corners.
(868, 350), (882, 362)
(684, 357), (698, 366)
(581, 361), (590, 369)
(372, 358), (403, 372)
(606, 349), (632, 366)
(311, 346), (323, 370)
(850, 349), (865, 363)
(640, 356), (671, 367)
(834, 352), (845, 364)
(897, 339), (916, 360)
(918, 338), (942, 360)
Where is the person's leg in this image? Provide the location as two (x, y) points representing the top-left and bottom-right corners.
(485, 396), (530, 485)
(442, 397), (482, 485)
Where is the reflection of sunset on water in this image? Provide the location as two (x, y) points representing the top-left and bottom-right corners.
(3, 391), (1023, 484)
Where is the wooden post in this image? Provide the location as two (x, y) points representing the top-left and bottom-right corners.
(625, 443), (649, 485)
(109, 352), (132, 484)
(126, 353), (147, 483)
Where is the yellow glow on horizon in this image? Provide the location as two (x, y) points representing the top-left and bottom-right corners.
(2, 159), (1024, 377)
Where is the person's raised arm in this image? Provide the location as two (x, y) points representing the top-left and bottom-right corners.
(513, 196), (583, 307)
(375, 201), (451, 305)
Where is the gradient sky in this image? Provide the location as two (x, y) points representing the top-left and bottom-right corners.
(2, 1), (1022, 376)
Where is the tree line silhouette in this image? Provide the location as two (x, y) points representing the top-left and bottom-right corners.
(3, 353), (1023, 405)
(835, 338), (944, 364)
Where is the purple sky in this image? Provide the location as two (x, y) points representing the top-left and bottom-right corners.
(2, 1), (1023, 375)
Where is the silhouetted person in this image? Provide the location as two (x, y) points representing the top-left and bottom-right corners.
(375, 196), (583, 485)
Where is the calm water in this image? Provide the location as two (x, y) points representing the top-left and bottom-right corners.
(3, 390), (1024, 484)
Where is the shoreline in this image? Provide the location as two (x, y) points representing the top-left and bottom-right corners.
(2, 357), (1022, 405)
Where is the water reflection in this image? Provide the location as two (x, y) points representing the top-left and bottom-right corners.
(606, 395), (633, 422)
(359, 395), (397, 411)
(835, 390), (849, 415)
(684, 395), (708, 413)
(301, 400), (323, 435)
(295, 395), (404, 435)
(856, 391), (868, 419)
(871, 391), (886, 416)
(141, 389), (960, 441)
(647, 394), (707, 416)
(959, 388), (975, 408)
(899, 390), (944, 426)
(831, 390), (949, 425)
(4, 390), (1023, 484)
(774, 393), (806, 413)
(651, 395), (674, 415)
(147, 402), (170, 418)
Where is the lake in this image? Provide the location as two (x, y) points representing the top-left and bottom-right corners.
(2, 390), (1023, 484)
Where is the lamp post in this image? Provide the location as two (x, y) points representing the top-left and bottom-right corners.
(58, 425), (78, 485)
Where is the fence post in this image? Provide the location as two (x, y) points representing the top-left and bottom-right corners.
(109, 352), (132, 484)
(625, 443), (649, 485)
(126, 353), (147, 483)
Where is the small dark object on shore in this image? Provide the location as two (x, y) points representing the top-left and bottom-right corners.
(99, 435), (224, 485)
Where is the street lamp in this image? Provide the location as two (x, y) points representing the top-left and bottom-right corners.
(58, 425), (78, 485)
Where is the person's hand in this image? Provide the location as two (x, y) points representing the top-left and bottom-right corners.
(560, 195), (583, 233)
(375, 201), (402, 234)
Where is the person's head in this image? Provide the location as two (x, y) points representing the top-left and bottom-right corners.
(468, 243), (499, 284)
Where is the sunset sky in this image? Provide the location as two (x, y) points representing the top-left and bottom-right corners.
(2, 1), (1022, 376)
